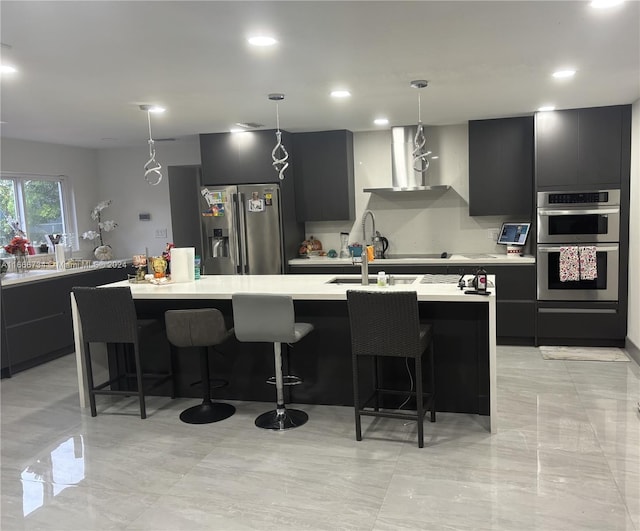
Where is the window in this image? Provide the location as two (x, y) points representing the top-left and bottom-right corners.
(0, 174), (72, 253)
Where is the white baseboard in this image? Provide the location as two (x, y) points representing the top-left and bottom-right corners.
(625, 337), (640, 367)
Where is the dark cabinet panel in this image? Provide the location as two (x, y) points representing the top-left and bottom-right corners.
(1, 267), (128, 375)
(578, 106), (623, 186)
(293, 130), (355, 221)
(469, 116), (533, 216)
(535, 109), (579, 188)
(536, 105), (631, 190)
(200, 130), (293, 185)
(537, 303), (625, 346)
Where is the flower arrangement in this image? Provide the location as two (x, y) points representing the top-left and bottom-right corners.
(3, 221), (30, 255)
(82, 200), (117, 247)
(3, 235), (30, 255)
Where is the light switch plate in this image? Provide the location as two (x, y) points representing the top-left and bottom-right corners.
(155, 228), (168, 238)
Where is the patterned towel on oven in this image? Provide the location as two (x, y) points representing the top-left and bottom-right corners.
(559, 246), (579, 282)
(579, 245), (598, 280)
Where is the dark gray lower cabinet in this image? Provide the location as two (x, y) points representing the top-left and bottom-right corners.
(1, 267), (129, 377)
(289, 263), (536, 345)
(536, 302), (625, 347)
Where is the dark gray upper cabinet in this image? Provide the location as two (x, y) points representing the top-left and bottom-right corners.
(535, 105), (631, 190)
(292, 130), (355, 221)
(199, 130), (293, 185)
(468, 116), (533, 216)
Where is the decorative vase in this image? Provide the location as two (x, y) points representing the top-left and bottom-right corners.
(94, 245), (113, 261)
(14, 252), (29, 273)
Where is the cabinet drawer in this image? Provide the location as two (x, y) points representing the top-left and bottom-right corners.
(497, 301), (535, 338)
(6, 312), (73, 366)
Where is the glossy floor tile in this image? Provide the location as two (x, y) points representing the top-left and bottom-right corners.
(1, 346), (639, 530)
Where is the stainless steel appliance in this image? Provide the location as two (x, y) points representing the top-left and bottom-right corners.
(200, 184), (284, 275)
(537, 189), (620, 243)
(537, 243), (619, 301)
(536, 189), (620, 302)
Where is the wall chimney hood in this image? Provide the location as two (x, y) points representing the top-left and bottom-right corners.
(363, 126), (451, 193)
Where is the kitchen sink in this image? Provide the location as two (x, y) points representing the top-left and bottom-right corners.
(383, 253), (450, 259)
(327, 276), (417, 285)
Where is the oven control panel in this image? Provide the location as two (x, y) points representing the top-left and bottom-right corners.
(538, 189), (620, 208)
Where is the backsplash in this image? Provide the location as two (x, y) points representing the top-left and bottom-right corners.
(304, 126), (533, 256)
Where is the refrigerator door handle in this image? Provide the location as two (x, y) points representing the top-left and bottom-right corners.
(236, 192), (249, 274)
(231, 193), (243, 274)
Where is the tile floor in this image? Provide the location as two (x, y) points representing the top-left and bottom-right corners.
(1, 346), (639, 530)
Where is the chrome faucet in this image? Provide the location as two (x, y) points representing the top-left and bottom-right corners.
(361, 209), (376, 246)
(360, 247), (369, 285)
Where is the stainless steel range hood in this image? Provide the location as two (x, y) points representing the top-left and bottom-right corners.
(364, 126), (451, 193)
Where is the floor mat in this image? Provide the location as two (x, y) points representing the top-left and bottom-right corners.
(540, 346), (630, 362)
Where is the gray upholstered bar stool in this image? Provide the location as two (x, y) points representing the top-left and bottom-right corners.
(164, 308), (236, 424)
(231, 293), (313, 430)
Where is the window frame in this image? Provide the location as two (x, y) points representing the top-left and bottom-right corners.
(0, 172), (77, 252)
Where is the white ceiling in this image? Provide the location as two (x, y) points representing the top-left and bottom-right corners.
(1, 1), (639, 149)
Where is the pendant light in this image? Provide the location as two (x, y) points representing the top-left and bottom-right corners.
(139, 105), (164, 186)
(269, 93), (289, 180)
(410, 80), (430, 174)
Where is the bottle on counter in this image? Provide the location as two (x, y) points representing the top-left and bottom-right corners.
(194, 255), (201, 280)
(377, 270), (388, 287)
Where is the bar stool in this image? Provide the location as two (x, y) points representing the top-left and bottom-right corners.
(72, 286), (175, 419)
(231, 293), (313, 430)
(164, 308), (236, 424)
(346, 290), (436, 448)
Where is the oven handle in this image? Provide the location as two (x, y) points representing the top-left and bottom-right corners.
(537, 244), (619, 253)
(537, 208), (619, 216)
(538, 307), (617, 314)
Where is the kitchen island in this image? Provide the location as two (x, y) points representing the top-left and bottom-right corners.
(72, 273), (497, 432)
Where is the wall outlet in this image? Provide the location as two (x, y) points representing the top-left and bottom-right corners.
(155, 228), (168, 239)
(488, 228), (500, 241)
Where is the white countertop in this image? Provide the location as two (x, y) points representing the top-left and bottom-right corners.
(288, 253), (534, 266)
(1, 260), (129, 287)
(103, 273), (496, 303)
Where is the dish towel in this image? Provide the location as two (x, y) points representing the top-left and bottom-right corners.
(579, 246), (598, 280)
(559, 246), (579, 282)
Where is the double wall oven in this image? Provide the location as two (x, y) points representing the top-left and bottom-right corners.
(537, 189), (620, 302)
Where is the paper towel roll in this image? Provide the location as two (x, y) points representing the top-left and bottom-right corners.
(170, 247), (195, 283)
(55, 244), (66, 270)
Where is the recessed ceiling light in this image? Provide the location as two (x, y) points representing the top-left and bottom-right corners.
(590, 0), (624, 8)
(248, 36), (277, 47)
(235, 122), (264, 130)
(538, 105), (556, 112)
(0, 64), (17, 74)
(552, 69), (576, 79)
(330, 90), (351, 98)
(431, 155), (439, 160)
(374, 118), (389, 126)
(139, 105), (166, 113)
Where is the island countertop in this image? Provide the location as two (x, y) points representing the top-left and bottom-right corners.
(77, 273), (497, 432)
(102, 273), (497, 302)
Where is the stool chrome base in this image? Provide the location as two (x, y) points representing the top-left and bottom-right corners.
(255, 407), (308, 431)
(179, 401), (236, 424)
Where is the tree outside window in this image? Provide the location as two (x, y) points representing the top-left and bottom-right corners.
(0, 174), (69, 254)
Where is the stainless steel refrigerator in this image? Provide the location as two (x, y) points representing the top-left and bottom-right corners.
(200, 183), (284, 275)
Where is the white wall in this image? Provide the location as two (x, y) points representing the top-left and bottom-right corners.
(0, 137), (99, 255)
(305, 126), (524, 256)
(95, 136), (200, 259)
(627, 99), (639, 349)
